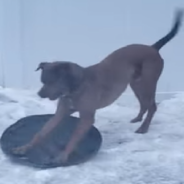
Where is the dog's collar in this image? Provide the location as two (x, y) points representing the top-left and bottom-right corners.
(61, 94), (74, 110)
(61, 94), (68, 98)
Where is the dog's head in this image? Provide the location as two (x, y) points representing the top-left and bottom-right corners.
(36, 61), (84, 100)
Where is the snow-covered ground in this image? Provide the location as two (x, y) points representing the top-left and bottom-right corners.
(0, 87), (184, 184)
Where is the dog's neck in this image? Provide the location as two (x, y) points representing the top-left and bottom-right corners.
(61, 70), (86, 110)
(60, 65), (96, 110)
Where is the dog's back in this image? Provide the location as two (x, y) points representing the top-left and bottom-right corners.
(87, 44), (161, 108)
(97, 8), (183, 83)
(84, 9), (183, 110)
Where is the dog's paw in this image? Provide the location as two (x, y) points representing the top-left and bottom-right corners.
(12, 144), (30, 155)
(135, 126), (148, 134)
(50, 152), (69, 165)
(130, 117), (142, 123)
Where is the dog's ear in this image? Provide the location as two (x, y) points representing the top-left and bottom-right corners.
(35, 62), (49, 71)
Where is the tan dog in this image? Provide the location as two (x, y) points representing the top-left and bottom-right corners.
(13, 9), (183, 163)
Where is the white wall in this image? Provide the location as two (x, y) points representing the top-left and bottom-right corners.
(0, 0), (184, 92)
(0, 0), (23, 88)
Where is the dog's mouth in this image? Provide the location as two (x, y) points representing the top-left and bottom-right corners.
(48, 92), (68, 101)
(48, 95), (58, 101)
(39, 89), (69, 101)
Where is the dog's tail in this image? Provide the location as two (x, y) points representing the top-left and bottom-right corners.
(152, 9), (183, 51)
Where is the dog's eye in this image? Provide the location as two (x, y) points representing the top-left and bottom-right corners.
(41, 73), (56, 85)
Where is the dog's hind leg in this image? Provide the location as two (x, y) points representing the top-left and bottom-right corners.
(134, 84), (157, 134)
(130, 79), (149, 123)
(133, 59), (163, 134)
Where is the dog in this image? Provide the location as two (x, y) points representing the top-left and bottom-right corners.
(12, 9), (183, 163)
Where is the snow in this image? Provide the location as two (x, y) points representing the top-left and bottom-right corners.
(0, 87), (184, 184)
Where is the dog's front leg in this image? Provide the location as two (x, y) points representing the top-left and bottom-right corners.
(54, 110), (96, 163)
(12, 97), (71, 155)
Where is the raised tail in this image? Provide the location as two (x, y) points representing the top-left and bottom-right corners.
(152, 9), (183, 51)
